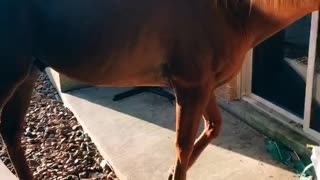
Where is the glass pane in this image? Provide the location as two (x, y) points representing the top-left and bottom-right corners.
(310, 19), (320, 132)
(252, 15), (312, 119)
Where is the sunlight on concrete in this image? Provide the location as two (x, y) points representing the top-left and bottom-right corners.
(60, 87), (298, 180)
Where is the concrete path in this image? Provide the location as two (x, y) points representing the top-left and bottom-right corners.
(60, 87), (298, 180)
(0, 161), (17, 180)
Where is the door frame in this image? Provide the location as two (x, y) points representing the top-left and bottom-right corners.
(303, 11), (320, 139)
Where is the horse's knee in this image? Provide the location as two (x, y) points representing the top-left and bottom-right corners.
(0, 128), (16, 149)
(0, 116), (21, 147)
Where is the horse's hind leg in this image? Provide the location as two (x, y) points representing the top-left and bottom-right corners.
(187, 94), (222, 168)
(170, 84), (212, 180)
(0, 60), (36, 180)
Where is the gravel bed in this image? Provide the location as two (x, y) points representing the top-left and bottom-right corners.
(0, 72), (119, 180)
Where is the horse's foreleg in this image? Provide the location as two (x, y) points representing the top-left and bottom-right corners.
(170, 85), (211, 180)
(0, 63), (36, 180)
(187, 94), (222, 168)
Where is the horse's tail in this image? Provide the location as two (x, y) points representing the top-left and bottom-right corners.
(33, 58), (48, 72)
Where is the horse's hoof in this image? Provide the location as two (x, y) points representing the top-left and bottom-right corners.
(168, 166), (174, 180)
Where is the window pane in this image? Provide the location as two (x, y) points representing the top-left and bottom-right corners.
(252, 15), (311, 119)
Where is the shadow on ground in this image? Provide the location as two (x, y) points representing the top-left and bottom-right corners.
(67, 86), (295, 174)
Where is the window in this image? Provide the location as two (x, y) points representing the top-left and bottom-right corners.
(240, 11), (320, 140)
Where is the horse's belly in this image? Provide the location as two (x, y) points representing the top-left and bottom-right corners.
(96, 64), (168, 87)
(44, 46), (169, 87)
(70, 65), (167, 87)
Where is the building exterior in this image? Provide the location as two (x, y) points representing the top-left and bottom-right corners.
(216, 12), (320, 144)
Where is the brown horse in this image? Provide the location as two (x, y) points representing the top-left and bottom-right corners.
(0, 0), (319, 179)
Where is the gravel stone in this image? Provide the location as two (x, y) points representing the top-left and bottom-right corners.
(0, 72), (119, 180)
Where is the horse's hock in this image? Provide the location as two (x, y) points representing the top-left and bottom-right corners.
(46, 68), (89, 92)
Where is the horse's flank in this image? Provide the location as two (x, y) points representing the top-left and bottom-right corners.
(27, 0), (244, 88)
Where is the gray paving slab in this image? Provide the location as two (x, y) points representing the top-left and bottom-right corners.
(60, 87), (298, 180)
